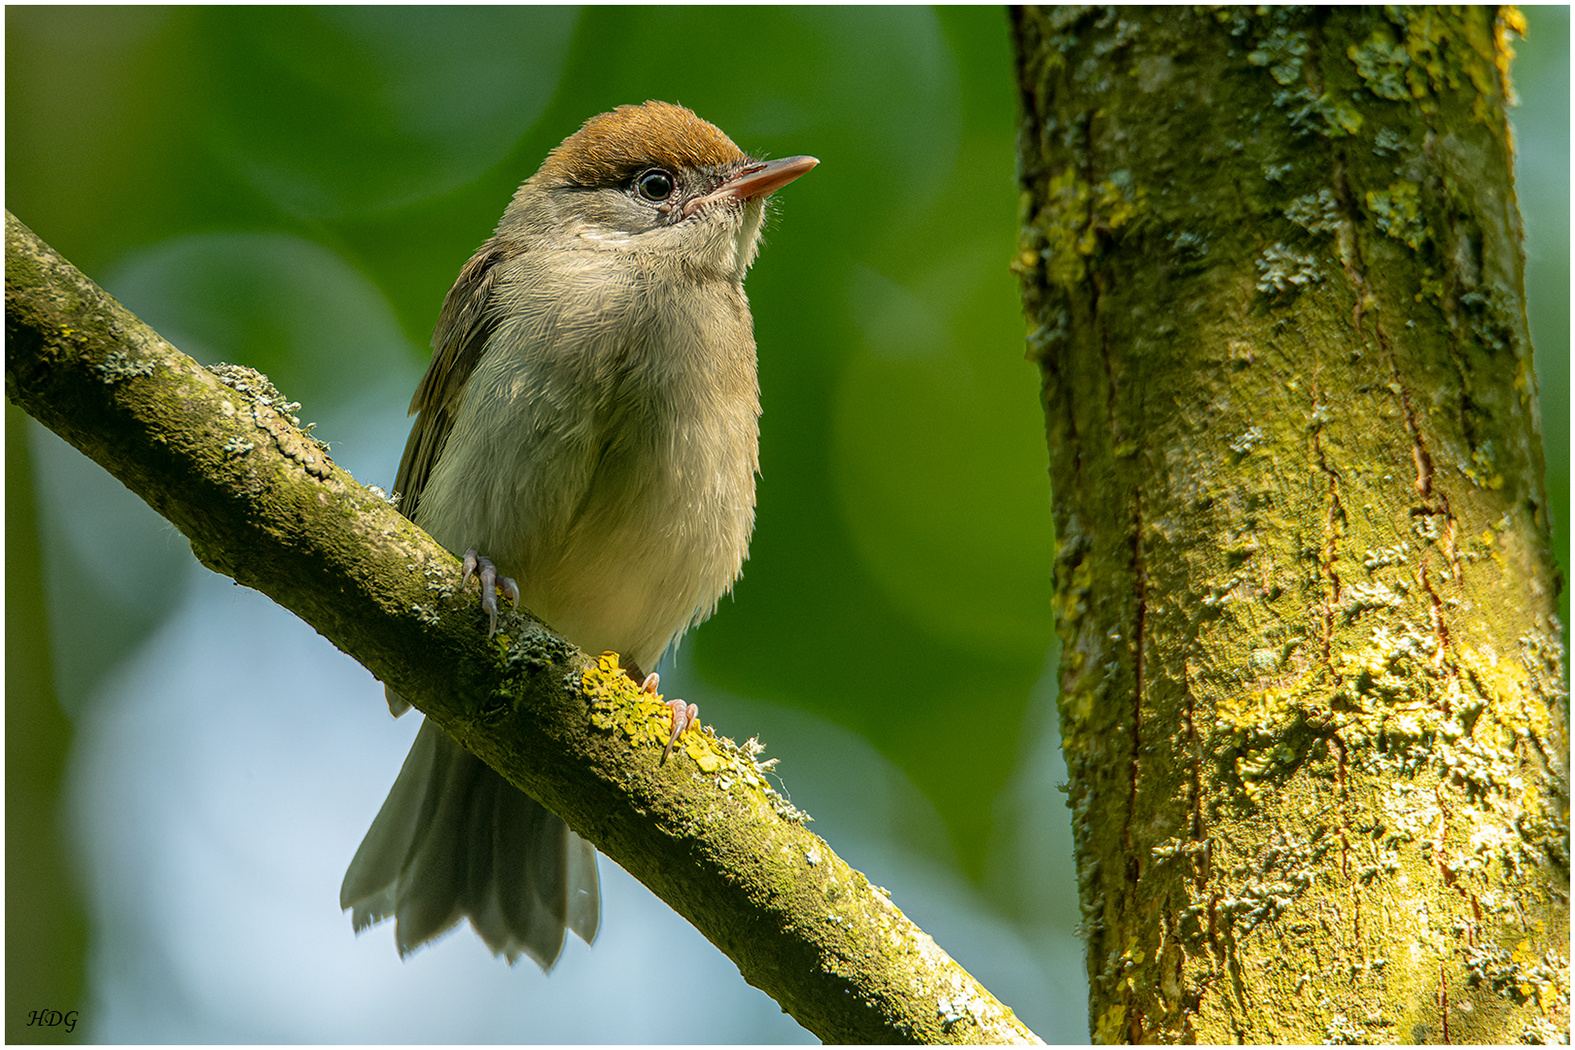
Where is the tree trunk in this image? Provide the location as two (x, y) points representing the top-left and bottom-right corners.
(1011, 6), (1568, 1043)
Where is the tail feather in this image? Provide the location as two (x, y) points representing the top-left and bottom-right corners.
(342, 717), (600, 969)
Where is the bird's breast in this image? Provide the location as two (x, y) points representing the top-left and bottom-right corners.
(415, 265), (760, 671)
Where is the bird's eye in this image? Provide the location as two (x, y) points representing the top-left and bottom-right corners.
(634, 169), (677, 203)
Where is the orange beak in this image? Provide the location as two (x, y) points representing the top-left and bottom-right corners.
(683, 155), (819, 218)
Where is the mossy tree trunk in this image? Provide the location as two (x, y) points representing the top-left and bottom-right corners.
(1011, 6), (1567, 1043)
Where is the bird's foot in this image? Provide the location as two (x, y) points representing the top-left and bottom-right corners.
(634, 671), (698, 765)
(661, 698), (699, 764)
(461, 549), (520, 636)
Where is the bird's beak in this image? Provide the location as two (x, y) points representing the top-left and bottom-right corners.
(683, 155), (819, 218)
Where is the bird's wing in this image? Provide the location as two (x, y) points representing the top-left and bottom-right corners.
(393, 238), (517, 521)
(385, 240), (516, 717)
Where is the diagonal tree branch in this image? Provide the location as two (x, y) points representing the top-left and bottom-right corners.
(5, 210), (1040, 1045)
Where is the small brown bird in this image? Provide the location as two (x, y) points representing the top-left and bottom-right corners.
(340, 101), (816, 968)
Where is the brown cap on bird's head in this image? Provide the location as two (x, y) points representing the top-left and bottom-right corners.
(539, 100), (748, 188)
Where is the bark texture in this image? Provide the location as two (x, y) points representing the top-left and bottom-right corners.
(1012, 6), (1568, 1043)
(5, 210), (1042, 1045)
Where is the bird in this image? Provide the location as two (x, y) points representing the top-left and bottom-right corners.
(339, 100), (817, 969)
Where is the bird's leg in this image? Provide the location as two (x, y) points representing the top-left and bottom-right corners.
(461, 549), (520, 636)
(624, 665), (699, 765)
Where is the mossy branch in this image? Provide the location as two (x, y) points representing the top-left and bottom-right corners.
(4, 210), (1042, 1045)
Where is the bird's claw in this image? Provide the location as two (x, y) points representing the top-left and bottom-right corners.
(661, 697), (699, 765)
(634, 671), (696, 763)
(461, 549), (519, 636)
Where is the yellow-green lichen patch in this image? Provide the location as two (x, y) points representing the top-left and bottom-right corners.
(1093, 1002), (1126, 1044)
(1216, 672), (1318, 742)
(1367, 6), (1516, 126)
(1465, 442), (1506, 491)
(1349, 31), (1414, 100)
(1366, 181), (1429, 251)
(1094, 171), (1144, 233)
(582, 651), (671, 745)
(1345, 8), (1483, 107)
(581, 652), (808, 823)
(1031, 169), (1146, 288)
(1326, 615), (1567, 895)
(1391, 7), (1457, 100)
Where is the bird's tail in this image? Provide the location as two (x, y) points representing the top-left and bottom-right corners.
(340, 715), (600, 969)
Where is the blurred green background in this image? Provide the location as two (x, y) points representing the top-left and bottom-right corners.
(5, 6), (1566, 1044)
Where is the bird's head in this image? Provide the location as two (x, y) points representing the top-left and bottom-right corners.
(507, 100), (817, 280)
